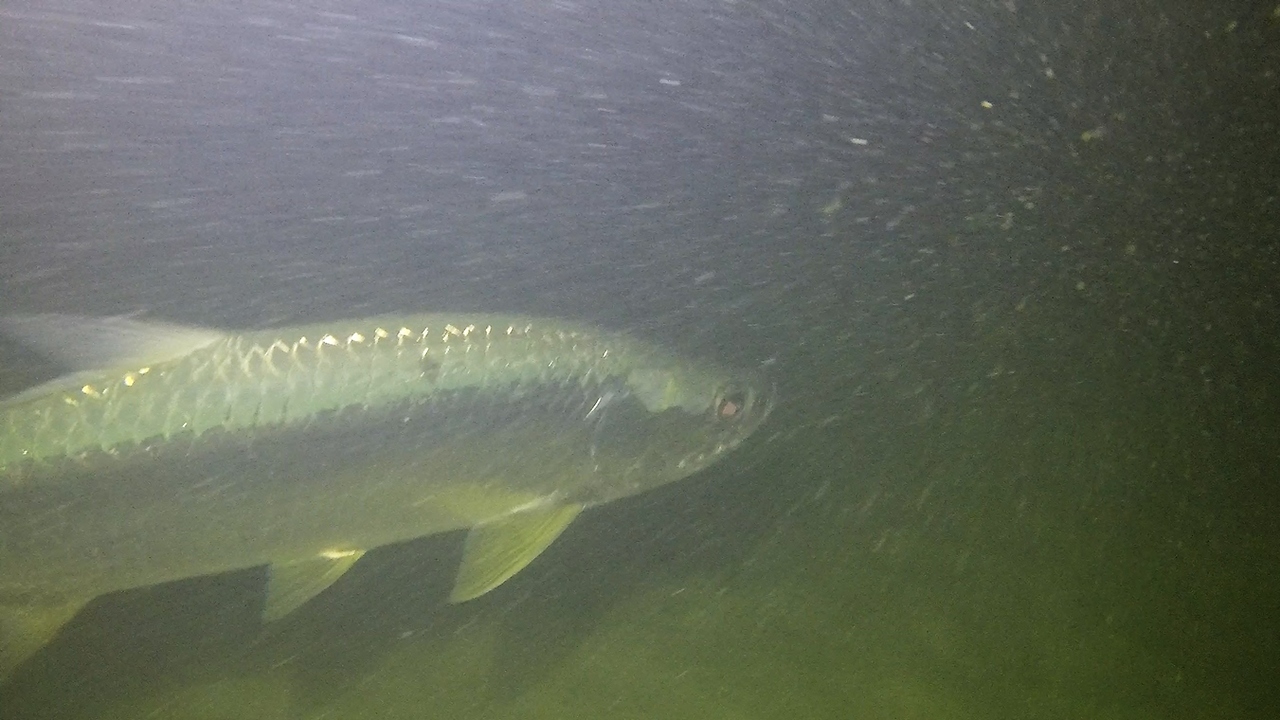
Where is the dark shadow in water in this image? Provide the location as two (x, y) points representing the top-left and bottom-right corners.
(0, 447), (784, 719)
(465, 450), (786, 703)
(223, 440), (786, 709)
(238, 462), (782, 708)
(0, 570), (264, 720)
(242, 532), (465, 714)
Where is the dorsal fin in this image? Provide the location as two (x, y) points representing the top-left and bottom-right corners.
(0, 314), (225, 372)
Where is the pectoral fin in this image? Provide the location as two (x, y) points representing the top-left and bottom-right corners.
(0, 598), (87, 682)
(263, 550), (365, 622)
(449, 503), (584, 603)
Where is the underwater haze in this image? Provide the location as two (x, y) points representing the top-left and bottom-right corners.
(2, 0), (1278, 718)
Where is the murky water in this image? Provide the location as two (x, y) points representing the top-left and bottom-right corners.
(2, 0), (1276, 717)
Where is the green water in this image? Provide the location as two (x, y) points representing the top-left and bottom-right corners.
(1, 0), (1275, 713)
(5, 335), (1272, 719)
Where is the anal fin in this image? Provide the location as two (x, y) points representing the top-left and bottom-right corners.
(263, 550), (365, 622)
(450, 503), (583, 603)
(0, 598), (87, 682)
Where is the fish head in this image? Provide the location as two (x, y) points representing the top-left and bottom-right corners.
(575, 356), (774, 504)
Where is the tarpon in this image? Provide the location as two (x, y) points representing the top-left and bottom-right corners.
(0, 313), (772, 679)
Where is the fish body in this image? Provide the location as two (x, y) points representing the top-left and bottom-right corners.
(0, 313), (771, 678)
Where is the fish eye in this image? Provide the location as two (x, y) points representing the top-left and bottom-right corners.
(715, 387), (749, 420)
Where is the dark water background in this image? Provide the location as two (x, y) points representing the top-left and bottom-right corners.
(2, 0), (1277, 717)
